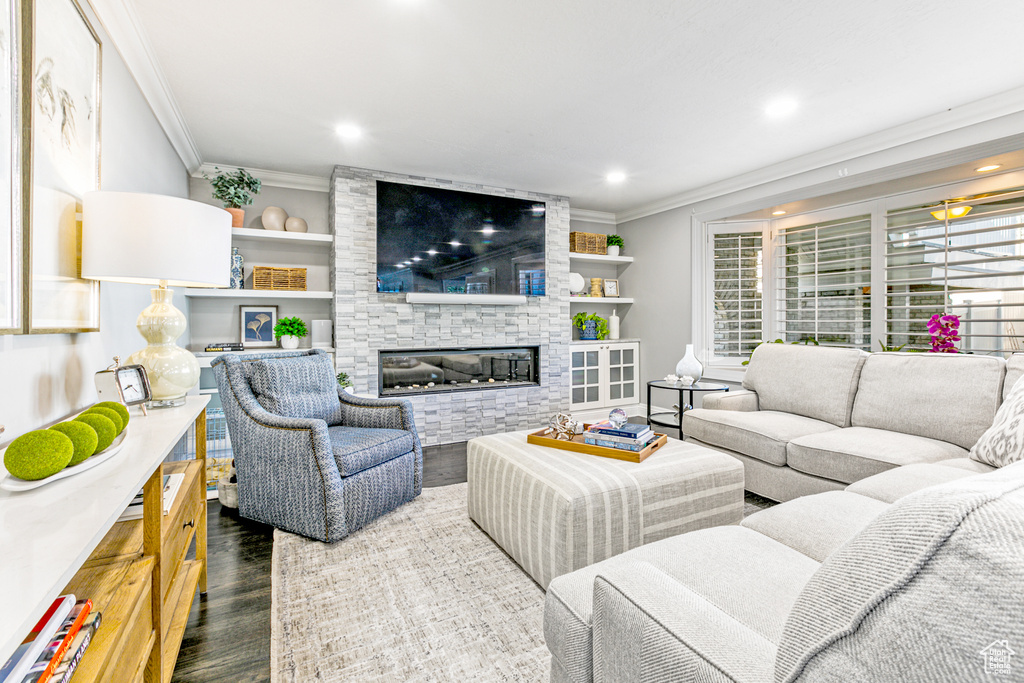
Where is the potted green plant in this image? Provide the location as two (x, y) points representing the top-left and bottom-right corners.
(572, 312), (609, 340)
(606, 234), (624, 257)
(203, 166), (262, 227)
(273, 317), (308, 349)
(337, 371), (353, 391)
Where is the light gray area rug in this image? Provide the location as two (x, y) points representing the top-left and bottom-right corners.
(271, 483), (550, 682)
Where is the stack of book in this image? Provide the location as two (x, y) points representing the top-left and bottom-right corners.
(584, 421), (657, 452)
(205, 342), (244, 352)
(1, 595), (102, 683)
(118, 472), (185, 522)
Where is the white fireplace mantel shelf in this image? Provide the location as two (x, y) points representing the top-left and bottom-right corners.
(405, 293), (528, 305)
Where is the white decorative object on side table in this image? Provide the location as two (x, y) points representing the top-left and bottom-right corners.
(675, 343), (704, 382)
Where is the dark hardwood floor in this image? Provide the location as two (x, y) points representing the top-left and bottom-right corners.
(170, 442), (469, 682)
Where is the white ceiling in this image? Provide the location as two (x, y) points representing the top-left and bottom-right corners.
(128, 0), (1024, 214)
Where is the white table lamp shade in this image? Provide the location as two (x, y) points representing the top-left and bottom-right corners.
(81, 191), (232, 406)
(82, 191), (231, 287)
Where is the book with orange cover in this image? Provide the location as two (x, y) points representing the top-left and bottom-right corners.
(0, 595), (75, 683)
(22, 600), (92, 683)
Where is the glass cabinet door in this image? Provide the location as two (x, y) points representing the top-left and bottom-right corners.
(570, 346), (604, 410)
(605, 342), (638, 407)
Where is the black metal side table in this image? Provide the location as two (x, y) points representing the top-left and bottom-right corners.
(647, 380), (730, 440)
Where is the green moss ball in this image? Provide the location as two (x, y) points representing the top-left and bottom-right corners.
(49, 421), (100, 466)
(74, 413), (117, 452)
(82, 407), (123, 435)
(4, 430), (74, 480)
(94, 401), (130, 430)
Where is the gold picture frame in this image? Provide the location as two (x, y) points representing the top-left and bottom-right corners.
(0, 0), (22, 334)
(23, 0), (101, 333)
(603, 279), (619, 297)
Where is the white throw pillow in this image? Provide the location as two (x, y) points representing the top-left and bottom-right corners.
(970, 374), (1024, 468)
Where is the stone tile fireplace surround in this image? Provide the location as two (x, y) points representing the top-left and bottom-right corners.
(330, 166), (572, 445)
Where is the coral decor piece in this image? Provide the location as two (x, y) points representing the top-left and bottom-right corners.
(927, 314), (961, 353)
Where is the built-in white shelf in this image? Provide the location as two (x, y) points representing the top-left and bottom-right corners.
(231, 227), (333, 244)
(184, 289), (333, 299)
(570, 297), (635, 305)
(193, 347), (336, 368)
(569, 253), (634, 265)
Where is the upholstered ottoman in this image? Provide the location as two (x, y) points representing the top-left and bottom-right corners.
(467, 430), (744, 588)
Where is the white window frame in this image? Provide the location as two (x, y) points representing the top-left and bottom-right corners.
(692, 168), (1024, 379)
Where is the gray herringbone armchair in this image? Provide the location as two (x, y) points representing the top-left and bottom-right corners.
(212, 349), (422, 542)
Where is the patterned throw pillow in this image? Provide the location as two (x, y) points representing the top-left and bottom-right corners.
(970, 374), (1024, 467)
(249, 353), (343, 425)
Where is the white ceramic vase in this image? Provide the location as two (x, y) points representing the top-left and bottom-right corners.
(607, 245), (620, 257)
(280, 335), (300, 350)
(608, 308), (620, 340)
(675, 344), (703, 382)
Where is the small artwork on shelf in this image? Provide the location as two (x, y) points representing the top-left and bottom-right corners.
(603, 279), (619, 297)
(240, 305), (278, 347)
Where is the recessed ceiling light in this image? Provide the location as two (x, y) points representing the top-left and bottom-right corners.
(765, 98), (798, 118)
(976, 164), (1001, 173)
(427, 249), (438, 255)
(772, 210), (787, 216)
(449, 240), (461, 247)
(606, 171), (627, 184)
(335, 123), (363, 140)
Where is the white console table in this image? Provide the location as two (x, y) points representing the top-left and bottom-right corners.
(0, 396), (210, 682)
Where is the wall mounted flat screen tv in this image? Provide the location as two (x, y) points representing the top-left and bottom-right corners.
(376, 181), (546, 296)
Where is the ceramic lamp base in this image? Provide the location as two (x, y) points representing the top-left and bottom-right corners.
(127, 286), (200, 407)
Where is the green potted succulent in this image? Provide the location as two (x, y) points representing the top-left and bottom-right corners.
(336, 371), (353, 389)
(572, 312), (609, 341)
(203, 166), (262, 227)
(273, 317), (308, 350)
(606, 234), (624, 257)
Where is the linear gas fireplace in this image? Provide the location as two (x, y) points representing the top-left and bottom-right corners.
(379, 346), (540, 397)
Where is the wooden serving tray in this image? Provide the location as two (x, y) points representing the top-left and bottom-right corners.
(526, 425), (667, 463)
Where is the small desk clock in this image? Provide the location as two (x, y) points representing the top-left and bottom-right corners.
(95, 357), (152, 415)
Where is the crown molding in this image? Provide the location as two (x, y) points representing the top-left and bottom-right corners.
(569, 208), (617, 225)
(88, 0), (202, 172)
(617, 84), (1024, 224)
(194, 163), (330, 192)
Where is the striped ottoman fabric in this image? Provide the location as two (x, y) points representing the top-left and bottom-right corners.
(467, 430), (744, 589)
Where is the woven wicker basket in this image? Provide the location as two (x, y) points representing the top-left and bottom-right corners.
(251, 266), (307, 291)
(569, 231), (608, 255)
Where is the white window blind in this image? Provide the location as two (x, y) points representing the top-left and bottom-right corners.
(886, 187), (1024, 355)
(775, 215), (872, 349)
(712, 231), (763, 358)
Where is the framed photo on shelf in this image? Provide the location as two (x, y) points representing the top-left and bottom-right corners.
(603, 279), (619, 297)
(240, 305), (278, 348)
(25, 0), (102, 333)
(0, 0), (22, 334)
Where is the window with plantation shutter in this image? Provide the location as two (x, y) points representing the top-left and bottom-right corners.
(886, 187), (1024, 355)
(775, 215), (872, 349)
(711, 231), (763, 358)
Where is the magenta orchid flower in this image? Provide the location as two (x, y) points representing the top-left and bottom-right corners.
(927, 313), (960, 353)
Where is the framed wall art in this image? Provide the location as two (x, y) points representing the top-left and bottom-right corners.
(25, 0), (101, 333)
(240, 305), (278, 348)
(0, 0), (21, 333)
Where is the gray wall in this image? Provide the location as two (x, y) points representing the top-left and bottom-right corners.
(331, 166), (572, 446)
(0, 7), (188, 440)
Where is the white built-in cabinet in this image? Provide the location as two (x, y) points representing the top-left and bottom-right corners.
(570, 341), (640, 411)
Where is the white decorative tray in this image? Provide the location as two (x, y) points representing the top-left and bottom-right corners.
(1, 427), (130, 492)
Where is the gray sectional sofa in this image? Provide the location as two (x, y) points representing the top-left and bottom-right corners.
(683, 344), (1023, 501)
(543, 346), (1024, 682)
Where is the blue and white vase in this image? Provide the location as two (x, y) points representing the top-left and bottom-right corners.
(230, 247), (244, 289)
(580, 320), (599, 340)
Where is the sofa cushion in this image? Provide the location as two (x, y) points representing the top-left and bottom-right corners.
(787, 427), (967, 485)
(775, 461), (1024, 683)
(845, 463), (979, 504)
(327, 426), (414, 477)
(970, 370), (1024, 468)
(1003, 353), (1024, 401)
(248, 353), (343, 424)
(683, 409), (838, 466)
(935, 457), (997, 473)
(850, 352), (1004, 450)
(545, 526), (820, 683)
(742, 344), (867, 427)
(741, 491), (888, 562)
